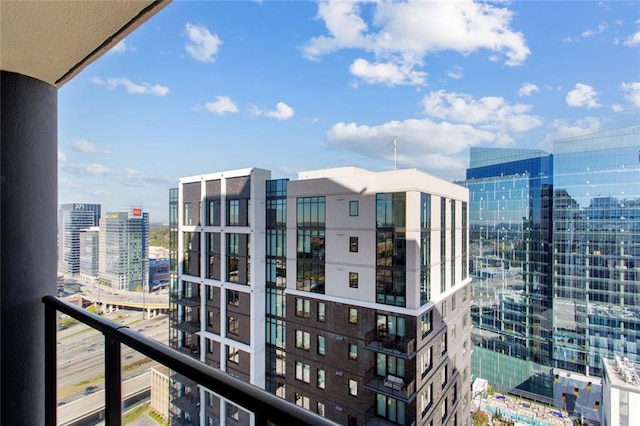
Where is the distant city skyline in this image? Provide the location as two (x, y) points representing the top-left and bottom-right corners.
(57, 1), (640, 223)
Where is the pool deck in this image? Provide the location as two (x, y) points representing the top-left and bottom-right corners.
(478, 393), (573, 426)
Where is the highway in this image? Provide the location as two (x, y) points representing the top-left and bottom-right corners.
(58, 372), (152, 425)
(56, 278), (170, 413)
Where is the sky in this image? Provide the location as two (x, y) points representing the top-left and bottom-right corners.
(58, 0), (640, 224)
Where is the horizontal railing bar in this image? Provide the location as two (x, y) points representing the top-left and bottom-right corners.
(43, 295), (338, 426)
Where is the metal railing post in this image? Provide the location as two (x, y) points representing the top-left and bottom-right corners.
(44, 302), (58, 426)
(104, 330), (122, 426)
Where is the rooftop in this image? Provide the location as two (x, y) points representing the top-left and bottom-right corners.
(603, 356), (640, 390)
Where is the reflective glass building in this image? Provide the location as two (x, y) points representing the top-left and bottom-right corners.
(552, 126), (640, 377)
(463, 147), (554, 396)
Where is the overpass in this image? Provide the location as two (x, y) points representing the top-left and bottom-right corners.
(101, 300), (169, 316)
(58, 372), (152, 426)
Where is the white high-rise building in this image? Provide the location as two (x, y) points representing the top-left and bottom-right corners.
(170, 166), (472, 426)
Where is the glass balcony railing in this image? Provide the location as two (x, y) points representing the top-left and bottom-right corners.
(43, 295), (337, 426)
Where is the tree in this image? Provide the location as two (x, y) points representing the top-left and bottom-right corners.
(472, 410), (490, 426)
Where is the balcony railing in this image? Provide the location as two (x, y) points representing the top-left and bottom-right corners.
(170, 292), (201, 307)
(364, 374), (417, 403)
(43, 295), (337, 426)
(364, 328), (417, 359)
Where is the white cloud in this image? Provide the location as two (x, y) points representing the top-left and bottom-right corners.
(539, 117), (602, 149)
(566, 83), (600, 108)
(302, 0), (530, 86)
(624, 32), (640, 46)
(185, 23), (222, 63)
(71, 139), (109, 154)
(92, 77), (169, 96)
(612, 104), (624, 112)
(581, 23), (607, 38)
(447, 65), (464, 80)
(518, 82), (539, 97)
(349, 58), (427, 86)
(109, 39), (134, 54)
(421, 90), (542, 135)
(251, 102), (295, 120)
(326, 118), (495, 178)
(621, 81), (640, 108)
(204, 96), (239, 114)
(58, 151), (67, 163)
(61, 162), (174, 187)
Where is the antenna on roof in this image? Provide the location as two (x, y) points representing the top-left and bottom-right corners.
(393, 136), (397, 170)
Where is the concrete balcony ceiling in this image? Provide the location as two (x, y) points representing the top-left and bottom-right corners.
(0, 0), (170, 88)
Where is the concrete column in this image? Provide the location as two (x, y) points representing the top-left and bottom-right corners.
(1, 71), (57, 425)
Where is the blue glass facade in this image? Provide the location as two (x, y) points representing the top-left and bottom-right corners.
(463, 147), (554, 396)
(552, 126), (640, 377)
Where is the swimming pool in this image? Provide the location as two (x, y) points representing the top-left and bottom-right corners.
(484, 405), (557, 426)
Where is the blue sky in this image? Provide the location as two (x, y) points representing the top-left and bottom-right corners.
(58, 0), (640, 224)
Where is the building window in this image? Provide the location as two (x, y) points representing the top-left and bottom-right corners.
(227, 233), (250, 284)
(442, 301), (446, 319)
(451, 294), (456, 311)
(208, 311), (214, 328)
(441, 398), (448, 422)
(376, 313), (406, 337)
(348, 379), (358, 396)
(421, 383), (433, 415)
(295, 393), (310, 409)
(317, 301), (325, 322)
(207, 199), (220, 226)
(349, 236), (359, 252)
(227, 199), (249, 226)
(297, 196), (325, 227)
(349, 343), (358, 360)
(441, 332), (448, 355)
(227, 290), (240, 307)
(208, 339), (214, 354)
(421, 347), (432, 377)
(296, 298), (310, 318)
(421, 192), (432, 228)
(227, 316), (239, 336)
(375, 269), (406, 307)
(349, 272), (359, 288)
(317, 369), (325, 389)
(227, 404), (240, 421)
(462, 286), (468, 302)
(207, 285), (215, 301)
(463, 313), (468, 328)
(317, 402), (325, 417)
(295, 361), (310, 383)
(451, 325), (456, 341)
(349, 307), (358, 324)
(420, 268), (430, 305)
(183, 202), (192, 226)
(318, 335), (325, 356)
(376, 192), (406, 228)
(422, 311), (433, 336)
(296, 330), (310, 351)
(228, 346), (239, 364)
(463, 339), (468, 355)
(441, 364), (448, 388)
(207, 232), (221, 280)
(349, 200), (359, 216)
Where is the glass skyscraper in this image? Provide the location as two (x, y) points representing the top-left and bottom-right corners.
(98, 207), (149, 291)
(552, 126), (640, 377)
(463, 147), (554, 397)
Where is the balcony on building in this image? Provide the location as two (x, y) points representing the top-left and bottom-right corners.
(364, 327), (417, 359)
(364, 366), (418, 403)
